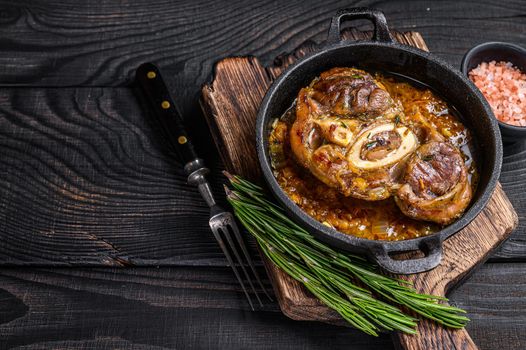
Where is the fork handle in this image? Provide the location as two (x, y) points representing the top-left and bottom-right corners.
(136, 63), (215, 207)
(136, 62), (203, 175)
(186, 162), (216, 208)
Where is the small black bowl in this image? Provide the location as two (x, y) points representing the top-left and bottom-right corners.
(461, 42), (526, 142)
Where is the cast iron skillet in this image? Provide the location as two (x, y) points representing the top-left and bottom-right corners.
(255, 8), (502, 274)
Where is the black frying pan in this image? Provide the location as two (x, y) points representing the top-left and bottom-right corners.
(255, 8), (502, 274)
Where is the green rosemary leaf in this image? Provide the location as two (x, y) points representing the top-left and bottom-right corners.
(224, 174), (470, 334)
(422, 155), (434, 162)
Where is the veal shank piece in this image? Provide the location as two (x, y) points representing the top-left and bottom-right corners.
(395, 141), (473, 225)
(290, 68), (417, 201)
(309, 67), (398, 118)
(288, 67), (473, 224)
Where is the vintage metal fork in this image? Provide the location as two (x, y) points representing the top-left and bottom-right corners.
(136, 62), (272, 310)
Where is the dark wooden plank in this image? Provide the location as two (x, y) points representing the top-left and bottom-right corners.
(0, 1), (523, 349)
(0, 0), (524, 93)
(447, 263), (526, 350)
(0, 267), (394, 350)
(494, 140), (526, 260)
(0, 87), (244, 266)
(0, 263), (524, 349)
(0, 1), (523, 267)
(396, 186), (516, 349)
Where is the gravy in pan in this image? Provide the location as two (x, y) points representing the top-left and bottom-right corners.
(269, 72), (477, 241)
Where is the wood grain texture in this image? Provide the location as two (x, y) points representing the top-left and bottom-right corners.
(0, 263), (524, 350)
(493, 140), (526, 260)
(0, 1), (525, 349)
(0, 267), (394, 350)
(0, 0), (524, 88)
(448, 263), (526, 350)
(0, 0), (524, 267)
(200, 30), (518, 349)
(0, 87), (254, 266)
(396, 184), (517, 349)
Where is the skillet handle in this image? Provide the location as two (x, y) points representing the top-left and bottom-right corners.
(371, 236), (443, 274)
(327, 7), (394, 45)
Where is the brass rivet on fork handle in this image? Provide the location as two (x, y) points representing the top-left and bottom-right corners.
(135, 62), (273, 310)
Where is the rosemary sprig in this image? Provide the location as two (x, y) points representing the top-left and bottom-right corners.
(224, 173), (469, 335)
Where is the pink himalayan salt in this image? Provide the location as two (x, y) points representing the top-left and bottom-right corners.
(469, 60), (526, 127)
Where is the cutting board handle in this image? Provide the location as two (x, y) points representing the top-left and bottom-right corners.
(396, 322), (478, 350)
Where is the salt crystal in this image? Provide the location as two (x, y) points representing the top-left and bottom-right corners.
(469, 61), (526, 127)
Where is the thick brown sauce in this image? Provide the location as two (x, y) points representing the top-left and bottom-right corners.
(269, 73), (477, 241)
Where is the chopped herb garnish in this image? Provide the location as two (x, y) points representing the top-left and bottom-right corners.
(394, 115), (401, 124)
(365, 141), (378, 149)
(351, 74), (363, 79)
(340, 121), (348, 128)
(422, 155), (434, 162)
(357, 113), (369, 121)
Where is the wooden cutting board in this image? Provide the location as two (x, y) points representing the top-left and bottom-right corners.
(200, 29), (518, 350)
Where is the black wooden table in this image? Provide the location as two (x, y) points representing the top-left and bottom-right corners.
(0, 1), (525, 349)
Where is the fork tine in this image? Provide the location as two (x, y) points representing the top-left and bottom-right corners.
(227, 215), (273, 301)
(210, 226), (255, 311)
(220, 223), (264, 307)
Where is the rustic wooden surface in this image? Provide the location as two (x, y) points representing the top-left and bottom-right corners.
(200, 30), (518, 349)
(0, 1), (525, 265)
(0, 0), (526, 349)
